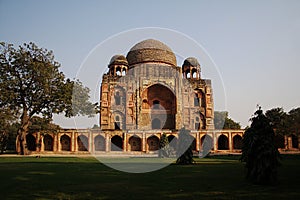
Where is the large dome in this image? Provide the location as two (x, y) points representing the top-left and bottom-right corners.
(126, 39), (177, 66)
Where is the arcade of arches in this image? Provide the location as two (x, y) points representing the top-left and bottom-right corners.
(24, 130), (300, 154)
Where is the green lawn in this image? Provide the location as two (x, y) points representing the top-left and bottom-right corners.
(0, 155), (299, 200)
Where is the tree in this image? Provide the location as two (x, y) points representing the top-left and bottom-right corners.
(214, 111), (241, 129)
(265, 107), (289, 148)
(241, 107), (280, 185)
(224, 117), (241, 129)
(0, 42), (96, 155)
(5, 122), (20, 152)
(287, 107), (300, 136)
(28, 116), (60, 134)
(0, 130), (8, 154)
(176, 127), (194, 164)
(266, 107), (289, 135)
(0, 107), (18, 154)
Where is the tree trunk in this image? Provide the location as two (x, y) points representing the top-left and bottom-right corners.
(16, 110), (30, 155)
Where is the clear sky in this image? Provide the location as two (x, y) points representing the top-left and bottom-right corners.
(1, 0), (300, 128)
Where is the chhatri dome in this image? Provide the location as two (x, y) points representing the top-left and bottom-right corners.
(182, 57), (200, 68)
(108, 55), (128, 67)
(126, 39), (177, 67)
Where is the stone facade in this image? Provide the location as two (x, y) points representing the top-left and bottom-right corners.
(25, 39), (300, 154)
(100, 39), (214, 131)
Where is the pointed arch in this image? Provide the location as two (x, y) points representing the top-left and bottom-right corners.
(94, 135), (105, 151)
(116, 66), (122, 76)
(129, 135), (142, 151)
(195, 111), (205, 130)
(167, 135), (178, 150)
(26, 134), (36, 151)
(147, 135), (159, 151)
(60, 134), (71, 151)
(194, 89), (205, 107)
(111, 135), (123, 151)
(192, 68), (198, 79)
(44, 134), (53, 151)
(143, 83), (176, 129)
(200, 134), (213, 151)
(77, 135), (88, 151)
(186, 70), (191, 78)
(233, 135), (242, 150)
(218, 134), (229, 150)
(113, 111), (126, 130)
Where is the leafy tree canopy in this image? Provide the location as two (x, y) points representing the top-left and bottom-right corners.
(0, 106), (18, 154)
(0, 42), (97, 154)
(28, 116), (60, 134)
(265, 107), (288, 135)
(265, 107), (300, 136)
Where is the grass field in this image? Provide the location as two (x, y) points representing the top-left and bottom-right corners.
(0, 155), (299, 200)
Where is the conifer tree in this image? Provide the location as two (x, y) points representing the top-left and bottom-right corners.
(241, 107), (280, 184)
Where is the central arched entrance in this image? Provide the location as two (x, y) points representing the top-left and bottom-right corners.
(142, 84), (176, 130)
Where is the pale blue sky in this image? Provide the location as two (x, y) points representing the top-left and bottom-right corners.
(1, 0), (300, 128)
